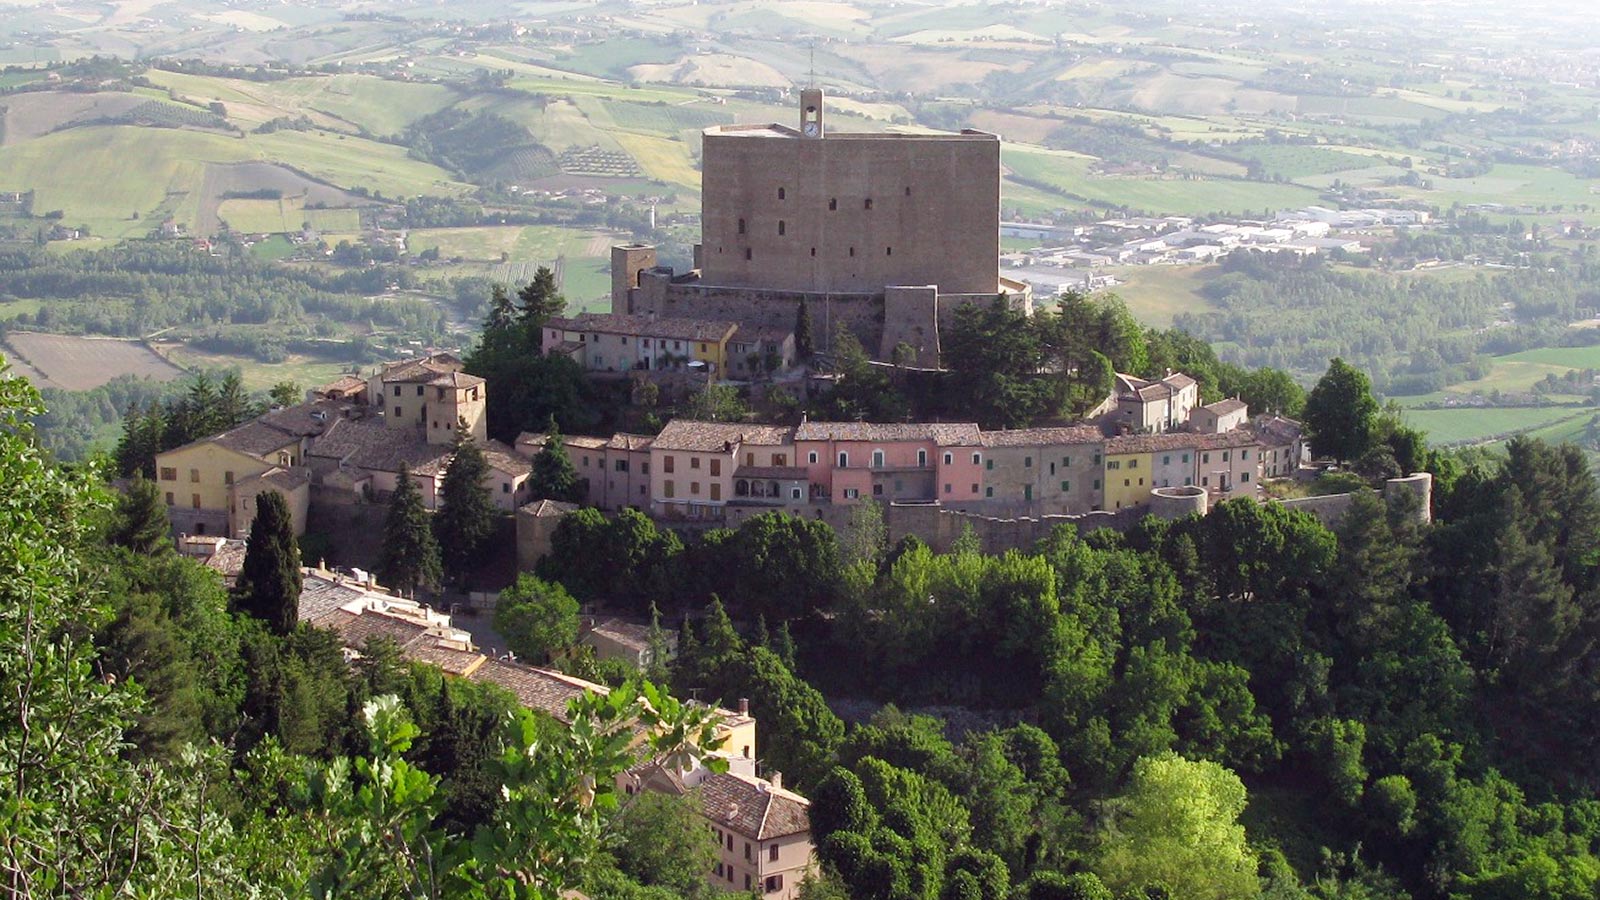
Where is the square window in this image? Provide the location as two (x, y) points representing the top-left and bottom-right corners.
(943, 452), (953, 465)
(945, 483), (952, 494)
(971, 484), (979, 494)
(160, 467), (177, 481)
(985, 487), (994, 498)
(808, 451), (818, 464)
(690, 457), (700, 470)
(1061, 481), (1070, 491)
(1242, 472), (1251, 482)
(691, 482), (700, 495)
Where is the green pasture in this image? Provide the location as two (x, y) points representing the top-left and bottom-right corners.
(249, 234), (298, 261)
(249, 130), (474, 199)
(1403, 406), (1591, 445)
(555, 37), (684, 79)
(161, 344), (352, 393)
(1101, 264), (1220, 328)
(1393, 163), (1600, 212)
(233, 75), (461, 136)
(219, 198), (359, 234)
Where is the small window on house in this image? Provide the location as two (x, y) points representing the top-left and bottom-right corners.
(791, 487), (802, 499)
(873, 484), (883, 496)
(971, 484), (979, 494)
(501, 483), (509, 493)
(808, 451), (818, 464)
(886, 246), (892, 256)
(165, 492), (174, 506)
(1094, 479), (1101, 490)
(810, 247), (816, 257)
(1093, 453), (1102, 464)
(872, 450), (885, 468)
(224, 471), (233, 485)
(985, 486), (994, 497)
(416, 386), (424, 396)
(945, 483), (952, 494)
(745, 247), (752, 261)
(1129, 459), (1138, 469)
(905, 186), (912, 196)
(778, 220), (785, 235)
(1024, 456), (1033, 468)
(917, 449), (927, 467)
(691, 481), (700, 495)
(828, 198), (837, 211)
(778, 187), (786, 200)
(770, 844), (780, 862)
(1061, 480), (1070, 491)
(664, 456), (675, 473)
(986, 459), (994, 470)
(393, 385), (401, 397)
(1242, 472), (1251, 482)
(943, 452), (953, 465)
(690, 457), (701, 470)
(191, 493), (201, 509)
(766, 874), (784, 893)
(1162, 455), (1170, 465)
(159, 467), (176, 481)
(864, 198), (873, 210)
(738, 218), (746, 234)
(189, 468), (199, 483)
(1182, 453), (1190, 463)
(838, 452), (848, 468)
(394, 406), (402, 417)
(972, 453), (981, 465)
(710, 459), (721, 476)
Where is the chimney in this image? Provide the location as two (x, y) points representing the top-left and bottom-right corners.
(768, 770), (782, 791)
(738, 698), (749, 716)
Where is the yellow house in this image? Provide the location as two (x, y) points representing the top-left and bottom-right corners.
(1102, 440), (1154, 511)
(155, 419), (312, 538)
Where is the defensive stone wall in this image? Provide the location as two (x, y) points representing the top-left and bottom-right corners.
(630, 270), (886, 355)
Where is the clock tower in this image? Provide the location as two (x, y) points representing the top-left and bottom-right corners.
(799, 88), (824, 139)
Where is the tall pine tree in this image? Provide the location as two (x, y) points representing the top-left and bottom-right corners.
(233, 490), (303, 635)
(795, 299), (815, 360)
(529, 416), (585, 504)
(434, 429), (497, 583)
(1304, 357), (1378, 464)
(378, 461), (442, 596)
(110, 472), (171, 556)
(516, 266), (567, 331)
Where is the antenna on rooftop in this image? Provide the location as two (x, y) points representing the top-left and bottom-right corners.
(808, 40), (816, 89)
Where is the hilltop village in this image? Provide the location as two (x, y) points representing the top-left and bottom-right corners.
(144, 91), (1420, 899)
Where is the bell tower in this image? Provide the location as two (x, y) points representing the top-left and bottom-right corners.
(799, 88), (824, 139)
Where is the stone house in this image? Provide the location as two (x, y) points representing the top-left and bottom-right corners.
(973, 425), (1105, 515)
(1190, 398), (1249, 434)
(650, 421), (795, 520)
(1112, 372), (1199, 433)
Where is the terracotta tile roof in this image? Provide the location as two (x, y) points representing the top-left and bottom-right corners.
(550, 313), (739, 344)
(306, 418), (453, 476)
(1253, 415), (1304, 446)
(1202, 398), (1247, 416)
(1194, 430), (1261, 450)
(793, 421), (980, 445)
(315, 374), (367, 395)
(207, 420), (302, 458)
(381, 353), (466, 384)
(468, 659), (609, 724)
(482, 439), (530, 476)
(258, 400), (360, 437)
(404, 642), (486, 675)
(1106, 431), (1211, 454)
(325, 609), (431, 652)
(237, 465), (311, 492)
(585, 618), (655, 653)
(653, 421), (793, 452)
(608, 433), (655, 452)
(518, 499), (580, 518)
(694, 771), (810, 841)
(980, 425), (1104, 447)
(1116, 372), (1197, 403)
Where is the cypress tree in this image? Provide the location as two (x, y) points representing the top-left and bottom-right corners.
(529, 417), (584, 504)
(434, 429), (496, 583)
(795, 299), (814, 360)
(233, 490), (303, 636)
(378, 461), (442, 596)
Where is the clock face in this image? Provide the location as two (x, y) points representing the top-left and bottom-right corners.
(803, 122), (819, 137)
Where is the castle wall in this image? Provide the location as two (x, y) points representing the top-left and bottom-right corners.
(699, 129), (1000, 295)
(630, 272), (886, 356)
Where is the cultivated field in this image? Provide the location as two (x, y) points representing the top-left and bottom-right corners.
(1, 332), (187, 391)
(1003, 146), (1321, 216)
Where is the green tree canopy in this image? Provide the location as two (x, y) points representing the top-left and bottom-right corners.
(493, 573), (580, 665)
(529, 417), (585, 504)
(433, 431), (497, 583)
(1304, 357), (1379, 463)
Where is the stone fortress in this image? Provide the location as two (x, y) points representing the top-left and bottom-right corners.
(611, 88), (1031, 365)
